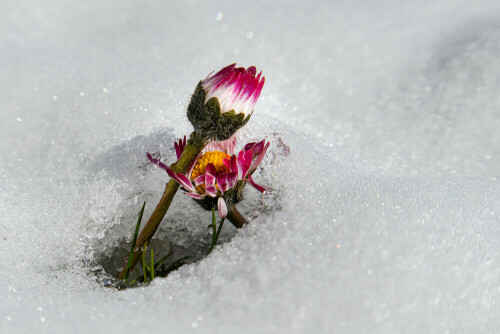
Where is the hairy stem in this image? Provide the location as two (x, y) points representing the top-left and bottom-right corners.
(226, 206), (249, 228)
(118, 133), (206, 280)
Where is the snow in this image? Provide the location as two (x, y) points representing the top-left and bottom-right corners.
(2, 0), (500, 332)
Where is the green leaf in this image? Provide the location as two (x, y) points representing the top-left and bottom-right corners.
(154, 256), (190, 278)
(154, 252), (172, 268)
(124, 202), (146, 284)
(168, 256), (189, 271)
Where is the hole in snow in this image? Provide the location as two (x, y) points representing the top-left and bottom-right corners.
(82, 129), (287, 289)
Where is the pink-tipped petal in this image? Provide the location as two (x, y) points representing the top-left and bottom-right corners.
(203, 63), (236, 88)
(244, 139), (265, 157)
(216, 174), (229, 194)
(250, 141), (269, 172)
(194, 174), (205, 186)
(230, 155), (238, 174)
(174, 142), (180, 159)
(256, 70), (262, 81)
(205, 172), (216, 188)
(228, 134), (237, 155)
(174, 136), (187, 160)
(206, 163), (216, 177)
(236, 150), (253, 178)
(205, 186), (217, 197)
(205, 163), (216, 187)
(202, 64), (265, 115)
(185, 192), (204, 200)
(247, 174), (270, 193)
(243, 142), (257, 152)
(246, 66), (256, 76)
(175, 173), (196, 192)
(223, 158), (231, 170)
(218, 197), (228, 218)
(203, 135), (237, 155)
(164, 168), (181, 184)
(165, 168), (195, 193)
(252, 140), (265, 156)
(147, 153), (170, 172)
(227, 172), (238, 188)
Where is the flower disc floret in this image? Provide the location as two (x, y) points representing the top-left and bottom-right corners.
(190, 151), (230, 180)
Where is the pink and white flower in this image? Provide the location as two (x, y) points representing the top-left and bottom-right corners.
(202, 63), (265, 116)
(147, 137), (269, 218)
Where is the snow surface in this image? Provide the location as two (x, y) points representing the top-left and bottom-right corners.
(2, 0), (500, 332)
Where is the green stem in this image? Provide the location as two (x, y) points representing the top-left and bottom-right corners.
(118, 132), (207, 279)
(215, 217), (225, 241)
(150, 247), (155, 281)
(209, 210), (226, 254)
(211, 208), (217, 249)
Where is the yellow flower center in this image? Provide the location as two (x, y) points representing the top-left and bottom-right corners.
(190, 151), (231, 182)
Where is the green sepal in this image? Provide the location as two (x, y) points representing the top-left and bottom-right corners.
(187, 82), (252, 141)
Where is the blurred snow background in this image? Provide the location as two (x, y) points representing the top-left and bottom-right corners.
(2, 0), (500, 332)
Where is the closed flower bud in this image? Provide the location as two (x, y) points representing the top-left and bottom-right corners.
(187, 64), (265, 141)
